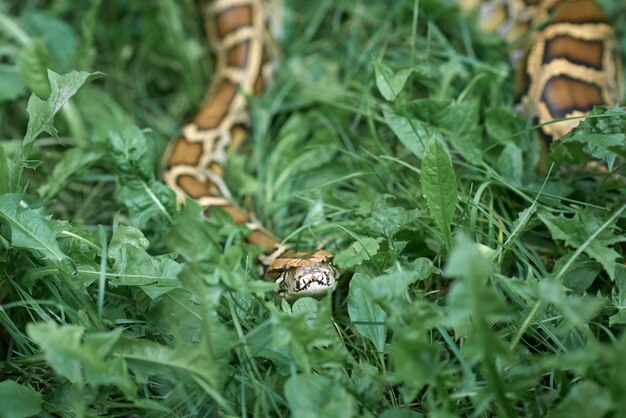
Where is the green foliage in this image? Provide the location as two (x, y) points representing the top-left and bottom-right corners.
(420, 138), (458, 250)
(27, 323), (137, 396)
(334, 236), (381, 269)
(0, 380), (43, 418)
(539, 208), (624, 280)
(1, 0), (626, 417)
(22, 70), (101, 159)
(0, 193), (69, 267)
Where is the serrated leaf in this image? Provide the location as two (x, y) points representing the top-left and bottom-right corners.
(116, 334), (227, 395)
(27, 322), (84, 383)
(536, 279), (605, 333)
(23, 70), (103, 157)
(165, 199), (221, 261)
(364, 259), (439, 304)
(333, 236), (381, 269)
(609, 265), (626, 326)
(554, 106), (626, 166)
(106, 225), (182, 298)
(348, 273), (387, 352)
(363, 196), (420, 237)
(0, 193), (68, 263)
(0, 380), (43, 418)
(285, 374), (355, 418)
(27, 323), (137, 396)
(117, 179), (176, 228)
(272, 298), (346, 370)
(106, 126), (155, 180)
(383, 109), (429, 159)
(420, 138), (458, 250)
(539, 209), (624, 280)
(408, 98), (482, 161)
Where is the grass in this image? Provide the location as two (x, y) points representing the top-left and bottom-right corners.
(1, 0), (626, 416)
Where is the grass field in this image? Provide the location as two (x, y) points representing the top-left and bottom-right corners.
(1, 0), (626, 416)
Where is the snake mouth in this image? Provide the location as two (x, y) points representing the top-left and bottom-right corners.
(273, 259), (338, 301)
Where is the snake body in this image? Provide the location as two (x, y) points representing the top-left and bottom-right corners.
(162, 0), (337, 300)
(469, 0), (621, 139)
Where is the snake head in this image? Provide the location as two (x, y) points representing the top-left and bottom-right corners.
(268, 249), (338, 301)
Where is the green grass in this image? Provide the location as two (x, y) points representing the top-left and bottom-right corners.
(1, 0), (626, 416)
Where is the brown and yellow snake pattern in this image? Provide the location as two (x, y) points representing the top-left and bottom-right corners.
(163, 0), (620, 299)
(466, 0), (621, 139)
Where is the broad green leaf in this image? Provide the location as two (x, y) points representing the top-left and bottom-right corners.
(106, 127), (176, 227)
(383, 110), (430, 159)
(0, 193), (67, 263)
(116, 336), (226, 393)
(380, 408), (423, 418)
(37, 148), (101, 200)
(27, 323), (137, 396)
(485, 107), (524, 143)
(27, 322), (84, 383)
(333, 236), (381, 269)
(165, 199), (221, 261)
(20, 10), (78, 72)
(497, 142), (523, 184)
(106, 127), (155, 181)
(348, 273), (387, 352)
(420, 138), (458, 250)
(390, 328), (441, 393)
(74, 86), (133, 144)
(116, 179), (176, 228)
(0, 145), (12, 194)
(363, 259), (440, 308)
(107, 225), (182, 298)
(0, 64), (27, 103)
(445, 236), (513, 338)
(553, 106), (626, 166)
(23, 70), (102, 157)
(374, 62), (412, 101)
(536, 279), (605, 333)
(0, 380), (43, 418)
(539, 209), (624, 280)
(18, 38), (52, 99)
(285, 374), (355, 418)
(544, 381), (612, 418)
(560, 260), (601, 293)
(408, 98), (482, 161)
(363, 196), (420, 237)
(272, 298), (347, 370)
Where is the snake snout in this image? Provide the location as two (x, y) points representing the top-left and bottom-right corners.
(279, 261), (338, 301)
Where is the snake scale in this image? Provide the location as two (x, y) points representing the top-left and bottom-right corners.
(163, 0), (621, 300)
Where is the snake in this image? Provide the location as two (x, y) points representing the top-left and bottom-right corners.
(161, 0), (338, 301)
(161, 0), (620, 299)
(466, 0), (621, 140)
